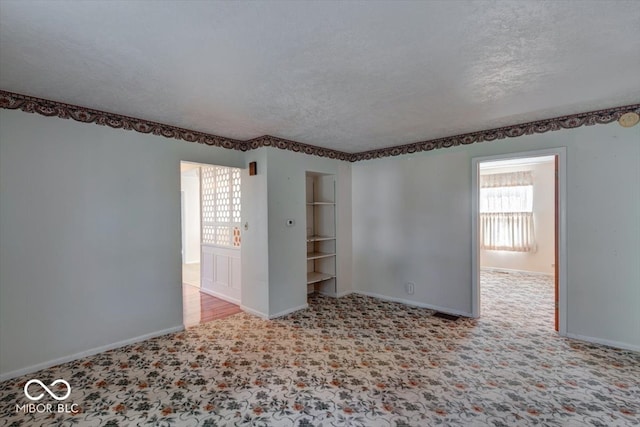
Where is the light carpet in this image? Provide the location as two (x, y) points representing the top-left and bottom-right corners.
(1, 271), (638, 426)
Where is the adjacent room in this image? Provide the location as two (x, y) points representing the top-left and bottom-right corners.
(180, 161), (243, 327)
(1, 1), (639, 426)
(478, 155), (558, 336)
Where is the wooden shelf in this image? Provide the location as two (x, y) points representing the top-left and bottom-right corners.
(306, 173), (337, 296)
(307, 271), (335, 284)
(307, 251), (336, 260)
(306, 235), (335, 242)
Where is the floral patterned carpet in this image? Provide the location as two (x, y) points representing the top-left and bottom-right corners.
(1, 271), (639, 426)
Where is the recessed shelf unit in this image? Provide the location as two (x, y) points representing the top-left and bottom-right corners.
(306, 235), (335, 242)
(306, 172), (336, 296)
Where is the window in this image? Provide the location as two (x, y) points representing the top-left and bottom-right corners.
(480, 171), (535, 252)
(201, 166), (241, 247)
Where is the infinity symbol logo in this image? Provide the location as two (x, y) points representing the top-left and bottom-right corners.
(24, 379), (71, 401)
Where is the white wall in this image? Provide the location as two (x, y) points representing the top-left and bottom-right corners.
(180, 168), (200, 264)
(202, 245), (241, 303)
(2, 105), (637, 380)
(239, 148), (270, 318)
(265, 148), (352, 318)
(480, 161), (555, 275)
(0, 109), (244, 378)
(353, 150), (473, 315)
(352, 122), (640, 349)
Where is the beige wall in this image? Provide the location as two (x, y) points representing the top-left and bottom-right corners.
(352, 121), (640, 350)
(480, 160), (555, 275)
(1, 105), (638, 380)
(0, 110), (245, 378)
(241, 147), (352, 320)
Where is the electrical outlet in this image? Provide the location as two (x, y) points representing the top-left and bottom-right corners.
(405, 282), (415, 295)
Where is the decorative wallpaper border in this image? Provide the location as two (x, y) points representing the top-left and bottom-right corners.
(350, 103), (640, 162)
(1, 90), (638, 163)
(0, 90), (352, 161)
(245, 135), (351, 161)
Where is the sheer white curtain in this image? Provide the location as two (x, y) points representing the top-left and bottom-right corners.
(480, 171), (535, 252)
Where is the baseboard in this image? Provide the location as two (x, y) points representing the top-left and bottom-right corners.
(199, 287), (240, 305)
(565, 333), (640, 353)
(0, 325), (184, 382)
(353, 291), (472, 318)
(240, 304), (308, 320)
(320, 290), (353, 298)
(481, 267), (553, 277)
(318, 290), (337, 298)
(268, 304), (308, 319)
(182, 281), (201, 289)
(240, 305), (269, 320)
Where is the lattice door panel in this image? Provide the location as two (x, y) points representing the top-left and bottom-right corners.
(201, 166), (241, 247)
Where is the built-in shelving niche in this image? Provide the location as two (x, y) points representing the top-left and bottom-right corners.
(306, 172), (336, 296)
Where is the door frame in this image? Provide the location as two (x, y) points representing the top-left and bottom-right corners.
(471, 147), (567, 336)
(181, 190), (186, 264)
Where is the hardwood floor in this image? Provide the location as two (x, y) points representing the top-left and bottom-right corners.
(182, 284), (242, 328)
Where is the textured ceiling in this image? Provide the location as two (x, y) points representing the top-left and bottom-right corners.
(1, 1), (639, 153)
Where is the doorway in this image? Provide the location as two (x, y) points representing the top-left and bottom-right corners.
(471, 148), (567, 335)
(180, 161), (243, 327)
(181, 163), (201, 288)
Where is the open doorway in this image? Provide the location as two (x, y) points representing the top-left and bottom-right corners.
(181, 163), (201, 288)
(472, 148), (567, 336)
(180, 161), (242, 327)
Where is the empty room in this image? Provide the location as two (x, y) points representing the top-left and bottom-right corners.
(1, 1), (639, 426)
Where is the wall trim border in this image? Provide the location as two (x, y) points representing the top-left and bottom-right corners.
(0, 325), (184, 382)
(198, 287), (241, 305)
(351, 103), (640, 161)
(268, 304), (309, 320)
(240, 305), (269, 320)
(2, 89), (638, 162)
(0, 90), (352, 161)
(565, 333), (640, 353)
(480, 266), (554, 277)
(354, 291), (473, 318)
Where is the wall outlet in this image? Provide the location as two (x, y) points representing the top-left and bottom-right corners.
(405, 282), (415, 295)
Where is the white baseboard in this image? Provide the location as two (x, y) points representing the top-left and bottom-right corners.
(318, 290), (337, 298)
(199, 287), (240, 305)
(320, 290), (353, 298)
(565, 333), (640, 353)
(353, 291), (472, 317)
(240, 304), (309, 320)
(240, 305), (269, 319)
(319, 290), (353, 298)
(182, 282), (200, 289)
(0, 325), (184, 382)
(481, 267), (553, 277)
(269, 304), (308, 319)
